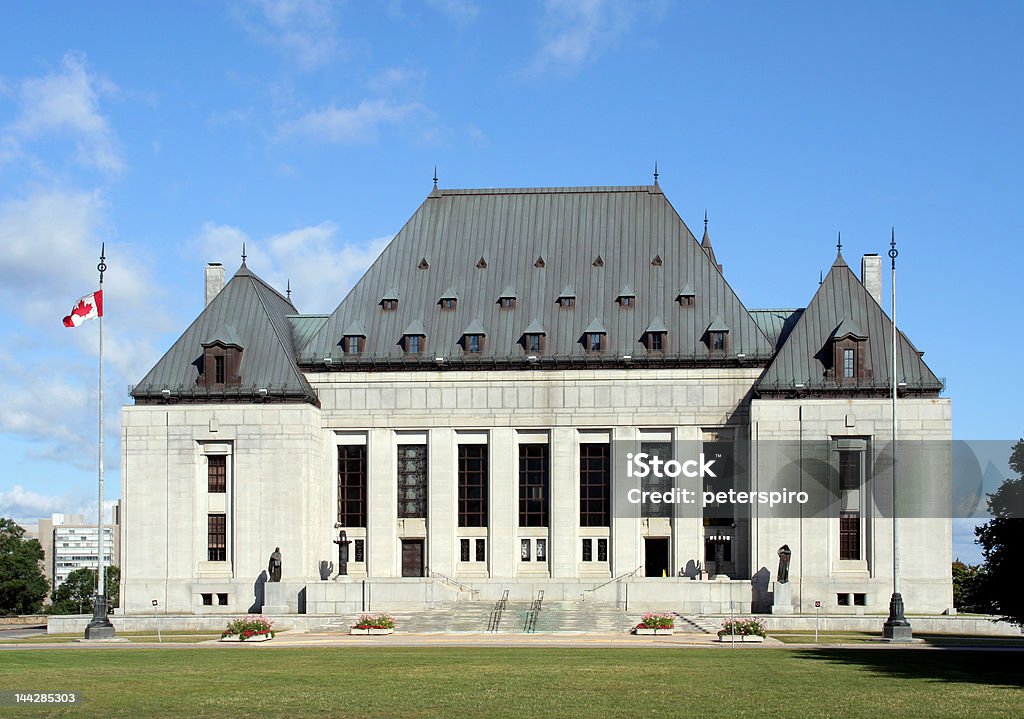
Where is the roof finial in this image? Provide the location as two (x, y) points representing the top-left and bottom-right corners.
(433, 165), (438, 189)
(241, 242), (247, 264)
(889, 226), (898, 269)
(653, 161), (659, 185)
(819, 269), (823, 285)
(836, 231), (842, 255)
(286, 279), (291, 300)
(704, 209), (708, 232)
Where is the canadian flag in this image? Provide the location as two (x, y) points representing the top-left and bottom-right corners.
(62, 290), (103, 328)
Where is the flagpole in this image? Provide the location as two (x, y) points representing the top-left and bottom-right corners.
(85, 244), (115, 639)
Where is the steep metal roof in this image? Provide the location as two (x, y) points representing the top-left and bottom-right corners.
(132, 263), (318, 404)
(756, 253), (942, 395)
(301, 185), (774, 366)
(750, 309), (804, 350)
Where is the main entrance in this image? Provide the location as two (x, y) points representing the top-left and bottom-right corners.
(644, 537), (670, 577)
(401, 539), (425, 577)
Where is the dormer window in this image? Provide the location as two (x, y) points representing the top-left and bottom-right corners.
(381, 299), (398, 311)
(404, 335), (424, 354)
(831, 319), (869, 382)
(439, 287), (459, 311)
(460, 320), (487, 354)
(199, 329), (243, 387)
(617, 285), (636, 308)
(557, 286), (576, 309)
(647, 332), (666, 351)
(704, 316), (730, 354)
(497, 287), (517, 310)
(400, 320), (427, 355)
(581, 319), (607, 353)
(676, 284), (695, 307)
(344, 336), (364, 354)
(521, 320), (546, 355)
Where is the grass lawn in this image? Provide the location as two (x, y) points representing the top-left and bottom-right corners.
(0, 632), (222, 645)
(0, 647), (1020, 718)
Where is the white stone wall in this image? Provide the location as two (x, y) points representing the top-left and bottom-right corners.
(119, 368), (954, 617)
(749, 397), (953, 614)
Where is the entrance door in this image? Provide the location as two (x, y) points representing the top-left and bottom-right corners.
(644, 537), (670, 577)
(401, 539), (425, 577)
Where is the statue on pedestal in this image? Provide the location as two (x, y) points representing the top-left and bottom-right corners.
(777, 544), (792, 584)
(268, 547), (282, 582)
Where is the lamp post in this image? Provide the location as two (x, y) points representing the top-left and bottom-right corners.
(883, 229), (912, 642)
(334, 526), (350, 577)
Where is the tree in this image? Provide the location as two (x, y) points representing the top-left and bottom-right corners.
(975, 438), (1024, 626)
(50, 566), (120, 615)
(0, 517), (49, 615)
(951, 559), (989, 613)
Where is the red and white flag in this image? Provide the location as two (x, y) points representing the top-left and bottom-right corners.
(62, 290), (103, 328)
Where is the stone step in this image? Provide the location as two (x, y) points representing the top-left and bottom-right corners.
(315, 602), (714, 635)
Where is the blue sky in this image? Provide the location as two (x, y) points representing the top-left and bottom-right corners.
(1, 2), (1021, 562)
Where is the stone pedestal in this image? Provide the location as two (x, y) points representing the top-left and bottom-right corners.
(882, 592), (913, 643)
(771, 581), (793, 615)
(262, 582), (290, 615)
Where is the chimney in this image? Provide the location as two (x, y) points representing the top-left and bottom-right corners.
(205, 263), (225, 306)
(861, 254), (882, 305)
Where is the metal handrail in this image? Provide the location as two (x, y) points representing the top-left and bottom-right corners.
(429, 570), (480, 597)
(581, 564), (644, 598)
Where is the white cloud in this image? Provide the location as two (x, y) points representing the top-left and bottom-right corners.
(5, 53), (123, 174)
(0, 187), (168, 465)
(280, 99), (426, 143)
(232, 0), (340, 71)
(426, 0), (480, 25)
(531, 0), (665, 74)
(194, 221), (390, 314)
(0, 485), (67, 521)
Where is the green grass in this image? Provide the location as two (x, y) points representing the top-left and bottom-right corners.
(0, 632), (221, 645)
(0, 648), (1021, 718)
(770, 631), (1024, 648)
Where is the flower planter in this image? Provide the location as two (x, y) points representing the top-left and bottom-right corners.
(634, 628), (674, 635)
(349, 628), (394, 635)
(219, 633), (273, 642)
(716, 634), (765, 643)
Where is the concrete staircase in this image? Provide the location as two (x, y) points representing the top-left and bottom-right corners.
(316, 601), (713, 635)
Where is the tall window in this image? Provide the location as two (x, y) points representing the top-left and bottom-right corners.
(843, 348), (855, 378)
(526, 334), (542, 353)
(837, 442), (864, 560)
(207, 455), (226, 493)
(709, 331), (726, 352)
(214, 355), (225, 384)
(519, 444), (549, 527)
(580, 443), (611, 527)
(640, 441), (672, 518)
(397, 445), (428, 518)
(338, 445), (367, 527)
(840, 512), (860, 560)
(458, 445), (488, 527)
(207, 514), (226, 561)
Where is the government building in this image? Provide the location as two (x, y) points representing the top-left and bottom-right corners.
(119, 182), (952, 619)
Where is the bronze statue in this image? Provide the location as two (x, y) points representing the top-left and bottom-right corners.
(268, 547), (282, 582)
(777, 544), (792, 584)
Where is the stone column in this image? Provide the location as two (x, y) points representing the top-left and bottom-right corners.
(549, 427), (577, 578)
(490, 429), (516, 578)
(427, 429), (455, 575)
(673, 426), (704, 576)
(611, 426), (640, 575)
(367, 428), (396, 577)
